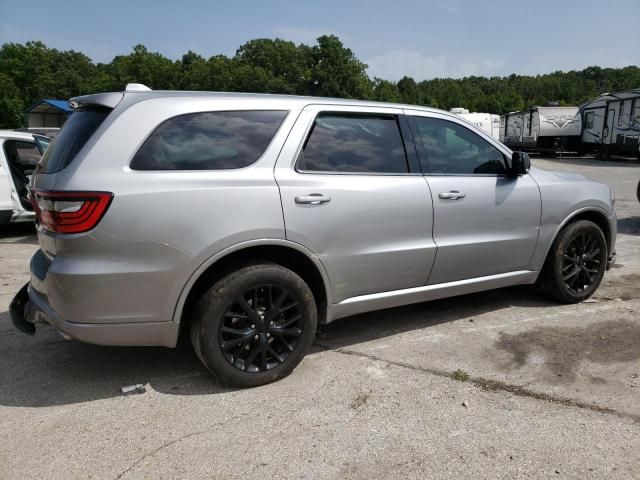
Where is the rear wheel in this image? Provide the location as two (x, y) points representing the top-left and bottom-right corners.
(540, 220), (607, 303)
(190, 264), (317, 387)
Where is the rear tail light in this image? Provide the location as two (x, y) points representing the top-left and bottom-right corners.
(30, 190), (113, 234)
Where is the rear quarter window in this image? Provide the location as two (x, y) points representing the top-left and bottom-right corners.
(130, 110), (288, 170)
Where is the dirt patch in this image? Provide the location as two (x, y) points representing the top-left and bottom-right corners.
(349, 391), (370, 410)
(495, 318), (640, 384)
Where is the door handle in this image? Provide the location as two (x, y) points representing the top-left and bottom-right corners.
(295, 194), (332, 205)
(438, 191), (466, 200)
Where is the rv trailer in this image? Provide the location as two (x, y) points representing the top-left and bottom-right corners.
(501, 105), (582, 153)
(579, 89), (640, 160)
(450, 108), (501, 140)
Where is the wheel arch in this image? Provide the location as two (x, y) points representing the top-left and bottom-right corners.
(544, 207), (613, 263)
(173, 239), (332, 333)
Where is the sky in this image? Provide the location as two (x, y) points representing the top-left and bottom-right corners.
(1, 0), (638, 81)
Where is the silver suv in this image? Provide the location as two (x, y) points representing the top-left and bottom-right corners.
(11, 84), (616, 387)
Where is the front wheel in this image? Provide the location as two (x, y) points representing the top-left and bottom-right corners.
(540, 220), (607, 303)
(190, 264), (317, 387)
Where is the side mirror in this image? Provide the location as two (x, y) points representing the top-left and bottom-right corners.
(510, 151), (530, 176)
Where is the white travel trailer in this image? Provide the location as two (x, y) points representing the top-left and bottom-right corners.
(501, 105), (582, 153)
(450, 108), (501, 140)
(579, 89), (640, 160)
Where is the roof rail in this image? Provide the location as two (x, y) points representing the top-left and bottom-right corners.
(125, 83), (152, 92)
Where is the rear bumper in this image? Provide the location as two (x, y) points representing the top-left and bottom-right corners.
(10, 282), (179, 347)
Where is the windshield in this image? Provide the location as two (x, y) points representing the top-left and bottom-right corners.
(34, 136), (50, 154)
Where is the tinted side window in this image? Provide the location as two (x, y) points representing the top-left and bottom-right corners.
(38, 108), (110, 174)
(4, 140), (40, 178)
(412, 116), (506, 175)
(298, 114), (408, 173)
(14, 141), (40, 169)
(130, 110), (287, 170)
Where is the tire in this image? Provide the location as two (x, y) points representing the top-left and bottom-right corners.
(596, 148), (609, 162)
(190, 263), (317, 387)
(540, 220), (607, 303)
(0, 210), (12, 225)
(636, 179), (640, 203)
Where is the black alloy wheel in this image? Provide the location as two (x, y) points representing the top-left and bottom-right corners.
(540, 220), (607, 303)
(561, 232), (603, 294)
(219, 285), (304, 373)
(190, 263), (317, 387)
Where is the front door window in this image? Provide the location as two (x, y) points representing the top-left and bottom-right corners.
(411, 116), (507, 175)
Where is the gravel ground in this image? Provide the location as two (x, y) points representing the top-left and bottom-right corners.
(1, 156), (639, 479)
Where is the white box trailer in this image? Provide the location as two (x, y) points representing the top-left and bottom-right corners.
(450, 108), (501, 140)
(501, 105), (582, 153)
(580, 89), (640, 160)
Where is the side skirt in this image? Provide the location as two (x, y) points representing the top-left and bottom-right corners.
(328, 270), (539, 322)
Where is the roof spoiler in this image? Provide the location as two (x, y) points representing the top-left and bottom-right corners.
(69, 83), (152, 111)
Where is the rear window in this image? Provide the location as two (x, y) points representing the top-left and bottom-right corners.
(37, 109), (110, 174)
(130, 110), (288, 170)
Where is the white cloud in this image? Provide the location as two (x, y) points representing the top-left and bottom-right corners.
(366, 50), (506, 81)
(272, 26), (346, 45)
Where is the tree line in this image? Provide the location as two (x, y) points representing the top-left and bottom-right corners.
(1, 37), (639, 128)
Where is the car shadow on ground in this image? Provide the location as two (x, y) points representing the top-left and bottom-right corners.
(618, 216), (640, 236)
(0, 285), (564, 408)
(0, 223), (37, 244)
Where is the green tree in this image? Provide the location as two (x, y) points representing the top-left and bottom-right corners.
(308, 35), (372, 99)
(371, 78), (400, 102)
(0, 73), (24, 126)
(234, 38), (312, 94)
(1, 37), (639, 129)
(0, 41), (104, 127)
(177, 50), (208, 90)
(397, 76), (420, 105)
(106, 44), (179, 90)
